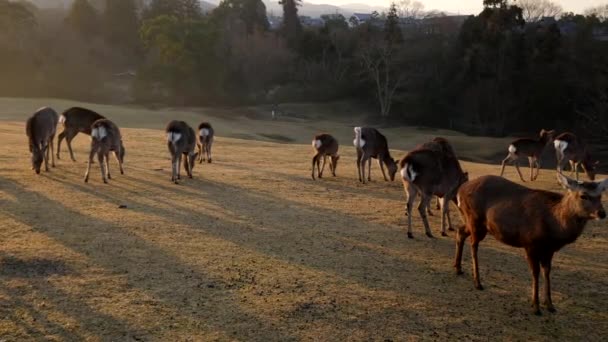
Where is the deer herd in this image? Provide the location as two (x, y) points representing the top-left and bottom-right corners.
(24, 106), (605, 316)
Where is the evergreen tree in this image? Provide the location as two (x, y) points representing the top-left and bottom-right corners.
(280, 0), (302, 44)
(144, 0), (201, 20)
(384, 2), (403, 47)
(66, 0), (99, 37)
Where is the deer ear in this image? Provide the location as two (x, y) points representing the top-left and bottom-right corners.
(596, 179), (608, 193)
(557, 173), (583, 191)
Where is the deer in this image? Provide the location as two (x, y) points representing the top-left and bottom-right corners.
(311, 133), (340, 180)
(500, 129), (555, 182)
(166, 120), (198, 184)
(399, 137), (468, 238)
(197, 122), (215, 164)
(83, 119), (125, 184)
(554, 132), (598, 181)
(454, 173), (608, 315)
(26, 107), (59, 174)
(353, 127), (398, 184)
(57, 107), (106, 162)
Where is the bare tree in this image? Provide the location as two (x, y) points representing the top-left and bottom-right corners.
(358, 40), (404, 118)
(398, 0), (425, 19)
(516, 0), (563, 22)
(584, 4), (608, 20)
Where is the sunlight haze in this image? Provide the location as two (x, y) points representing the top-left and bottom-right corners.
(305, 0), (606, 15)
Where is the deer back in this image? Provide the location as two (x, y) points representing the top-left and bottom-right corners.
(60, 107), (106, 135)
(313, 133), (339, 155)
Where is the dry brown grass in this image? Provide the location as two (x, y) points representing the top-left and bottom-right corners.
(0, 98), (607, 341)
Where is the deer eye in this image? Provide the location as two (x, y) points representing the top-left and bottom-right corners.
(580, 194), (590, 201)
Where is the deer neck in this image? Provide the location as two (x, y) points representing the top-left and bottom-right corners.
(552, 194), (589, 243)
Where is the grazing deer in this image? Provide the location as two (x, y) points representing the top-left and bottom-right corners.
(500, 129), (555, 182)
(197, 122), (214, 164)
(166, 120), (198, 184)
(311, 133), (340, 180)
(554, 132), (598, 181)
(455, 174), (608, 315)
(83, 119), (125, 183)
(400, 137), (468, 238)
(353, 127), (398, 184)
(57, 107), (106, 161)
(26, 107), (59, 174)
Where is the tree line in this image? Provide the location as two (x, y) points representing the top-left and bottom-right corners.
(0, 0), (607, 137)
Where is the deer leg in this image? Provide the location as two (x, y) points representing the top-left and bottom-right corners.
(418, 193), (434, 238)
(311, 154), (319, 180)
(56, 130), (65, 160)
(43, 143), (50, 172)
(197, 143), (203, 164)
(540, 253), (555, 313)
(471, 240), (483, 290)
(533, 158), (541, 181)
(404, 183), (417, 239)
(50, 135), (56, 167)
(66, 133), (77, 162)
(525, 249), (541, 315)
(367, 157), (372, 182)
(207, 141), (213, 163)
(84, 148), (95, 183)
(320, 155), (327, 178)
(114, 150), (124, 175)
(528, 157), (535, 181)
(378, 159), (388, 181)
(454, 226), (470, 275)
(182, 153), (190, 179)
(426, 196), (434, 216)
(500, 154), (513, 177)
(105, 152), (111, 180)
(514, 159), (526, 182)
(171, 154), (178, 184)
(98, 151), (107, 184)
(359, 155), (368, 184)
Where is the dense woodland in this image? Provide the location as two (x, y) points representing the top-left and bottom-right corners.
(0, 0), (607, 137)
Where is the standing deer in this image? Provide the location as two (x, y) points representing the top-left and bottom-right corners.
(197, 122), (214, 164)
(311, 133), (340, 180)
(400, 137), (468, 238)
(353, 127), (398, 184)
(554, 132), (598, 181)
(83, 119), (125, 183)
(455, 174), (608, 315)
(166, 120), (198, 184)
(26, 107), (59, 174)
(500, 129), (555, 182)
(57, 107), (106, 161)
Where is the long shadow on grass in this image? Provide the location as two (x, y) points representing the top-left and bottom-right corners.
(0, 176), (299, 341)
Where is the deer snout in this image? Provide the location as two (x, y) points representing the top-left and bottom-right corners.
(597, 209), (606, 220)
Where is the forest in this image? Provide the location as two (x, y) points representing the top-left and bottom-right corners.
(0, 0), (607, 137)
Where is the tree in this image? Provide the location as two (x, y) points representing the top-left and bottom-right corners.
(516, 0), (563, 22)
(483, 0), (508, 8)
(385, 2), (403, 46)
(0, 0), (36, 49)
(66, 0), (99, 37)
(584, 4), (608, 21)
(144, 0), (201, 20)
(398, 0), (425, 19)
(214, 0), (269, 34)
(280, 0), (302, 44)
(104, 0), (140, 58)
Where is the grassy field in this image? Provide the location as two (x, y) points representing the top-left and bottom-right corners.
(0, 97), (606, 341)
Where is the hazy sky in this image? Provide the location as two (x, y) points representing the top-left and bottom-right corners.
(306, 1), (605, 15)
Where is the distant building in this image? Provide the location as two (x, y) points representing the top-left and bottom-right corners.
(299, 16), (325, 28)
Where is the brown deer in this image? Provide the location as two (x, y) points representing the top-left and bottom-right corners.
(400, 137), (468, 238)
(554, 132), (598, 181)
(500, 129), (555, 182)
(166, 120), (198, 184)
(353, 127), (398, 184)
(57, 107), (106, 162)
(83, 119), (125, 183)
(197, 122), (214, 164)
(311, 133), (340, 180)
(454, 174), (608, 315)
(26, 107), (59, 174)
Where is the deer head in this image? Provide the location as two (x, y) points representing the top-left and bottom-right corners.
(558, 173), (608, 220)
